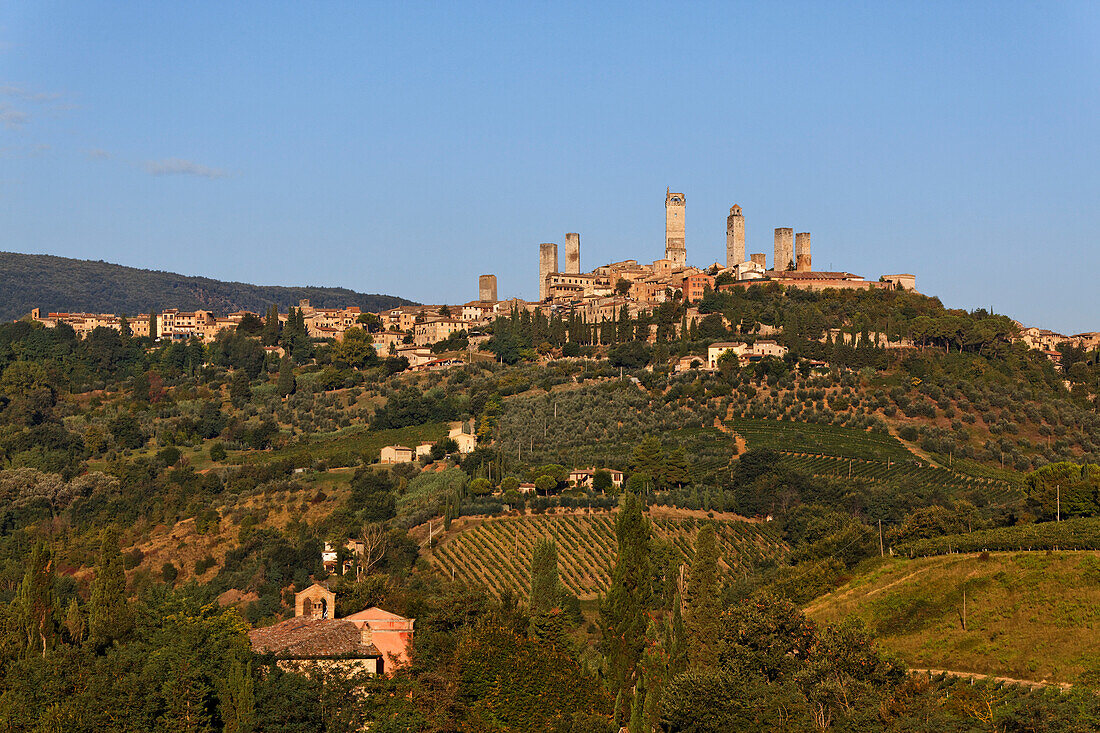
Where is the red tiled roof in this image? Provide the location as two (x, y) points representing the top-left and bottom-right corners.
(249, 617), (381, 659)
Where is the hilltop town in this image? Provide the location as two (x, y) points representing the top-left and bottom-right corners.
(23, 189), (1095, 370)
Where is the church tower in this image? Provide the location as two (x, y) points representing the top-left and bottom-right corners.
(664, 189), (686, 265)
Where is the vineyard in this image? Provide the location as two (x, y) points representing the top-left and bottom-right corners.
(430, 513), (787, 599)
(727, 417), (914, 462)
(896, 517), (1100, 556)
(778, 454), (1021, 497)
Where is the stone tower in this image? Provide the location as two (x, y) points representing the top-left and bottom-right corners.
(773, 228), (794, 272)
(538, 243), (558, 301)
(479, 274), (497, 302)
(564, 233), (580, 274)
(664, 189), (686, 265)
(750, 253), (767, 268)
(795, 232), (811, 272)
(726, 205), (745, 267)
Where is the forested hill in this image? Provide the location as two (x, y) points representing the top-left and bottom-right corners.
(0, 251), (415, 320)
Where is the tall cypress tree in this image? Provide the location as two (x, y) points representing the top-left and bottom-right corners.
(599, 492), (652, 722)
(684, 524), (721, 668)
(88, 529), (133, 651)
(16, 542), (55, 657)
(529, 537), (560, 613)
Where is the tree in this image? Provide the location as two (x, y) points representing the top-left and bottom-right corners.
(534, 474), (556, 497)
(15, 542), (55, 657)
(119, 314), (132, 339)
(356, 312), (382, 333)
(276, 356), (296, 398)
(330, 328), (377, 369)
(593, 469), (614, 494)
(88, 529), (134, 650)
(616, 279), (632, 296)
(229, 371), (252, 409)
(684, 524), (721, 668)
(599, 492), (653, 720)
(219, 658), (256, 733)
(356, 523), (388, 580)
(235, 313), (264, 337)
(529, 538), (560, 614)
(261, 305), (281, 346)
(209, 442), (227, 462)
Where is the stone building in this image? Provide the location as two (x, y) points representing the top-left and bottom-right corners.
(564, 232), (581, 274)
(665, 190), (686, 265)
(773, 228), (794, 272)
(726, 205), (745, 267)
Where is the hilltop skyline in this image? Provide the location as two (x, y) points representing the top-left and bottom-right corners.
(1, 2), (1098, 332)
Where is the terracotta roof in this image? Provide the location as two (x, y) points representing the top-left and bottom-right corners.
(249, 617), (381, 659)
(344, 607), (410, 623)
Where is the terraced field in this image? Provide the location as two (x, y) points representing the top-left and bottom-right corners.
(430, 513), (786, 599)
(727, 417), (914, 462)
(729, 417), (1020, 498)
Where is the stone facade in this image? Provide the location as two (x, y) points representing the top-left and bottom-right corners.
(795, 232), (811, 272)
(726, 205), (745, 267)
(750, 253), (767, 268)
(564, 232), (580, 274)
(665, 190), (686, 265)
(774, 228), (794, 272)
(478, 274), (497, 302)
(539, 242), (558, 301)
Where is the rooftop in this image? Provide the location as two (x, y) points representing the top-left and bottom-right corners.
(249, 617), (381, 659)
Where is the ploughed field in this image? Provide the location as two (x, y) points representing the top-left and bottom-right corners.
(429, 512), (787, 599)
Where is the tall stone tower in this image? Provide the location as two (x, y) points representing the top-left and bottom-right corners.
(479, 274), (497, 302)
(564, 233), (580, 274)
(726, 205), (745, 267)
(795, 232), (811, 272)
(538, 243), (558, 301)
(773, 228), (794, 272)
(664, 189), (686, 265)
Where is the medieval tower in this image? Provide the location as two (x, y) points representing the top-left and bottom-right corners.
(538, 242), (558, 301)
(564, 232), (580, 274)
(773, 228), (794, 271)
(726, 205), (745, 267)
(478, 274), (497, 302)
(664, 190), (686, 265)
(795, 232), (811, 272)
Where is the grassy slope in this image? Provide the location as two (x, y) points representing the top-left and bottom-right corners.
(805, 552), (1100, 684)
(428, 511), (787, 600)
(0, 251), (414, 320)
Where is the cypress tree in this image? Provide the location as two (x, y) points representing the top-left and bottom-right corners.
(529, 537), (560, 614)
(276, 356), (296, 398)
(599, 492), (652, 722)
(88, 529), (133, 651)
(15, 542), (55, 657)
(684, 524), (722, 668)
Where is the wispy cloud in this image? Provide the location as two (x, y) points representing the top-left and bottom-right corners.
(0, 103), (27, 128)
(0, 84), (70, 128)
(143, 157), (230, 179)
(84, 148), (111, 160)
(0, 85), (61, 103)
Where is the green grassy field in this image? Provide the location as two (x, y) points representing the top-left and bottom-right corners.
(805, 552), (1100, 684)
(430, 512), (787, 599)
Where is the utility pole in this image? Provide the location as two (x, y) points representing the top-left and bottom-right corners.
(879, 519), (884, 557)
(1057, 484), (1061, 522)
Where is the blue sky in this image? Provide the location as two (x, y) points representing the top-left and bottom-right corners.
(1, 2), (1098, 332)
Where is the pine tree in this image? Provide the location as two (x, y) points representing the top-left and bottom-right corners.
(276, 356), (296, 398)
(684, 524), (721, 668)
(599, 492), (652, 722)
(15, 542), (55, 657)
(88, 529), (133, 650)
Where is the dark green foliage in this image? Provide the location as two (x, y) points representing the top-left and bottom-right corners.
(0, 251), (412, 321)
(599, 492), (652, 716)
(370, 387), (459, 430)
(229, 371), (252, 409)
(88, 530), (133, 650)
(684, 524), (720, 668)
(454, 625), (613, 731)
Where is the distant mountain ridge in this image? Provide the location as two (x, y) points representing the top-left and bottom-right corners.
(0, 252), (415, 320)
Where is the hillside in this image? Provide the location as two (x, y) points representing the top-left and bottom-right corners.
(428, 511), (787, 599)
(0, 251), (414, 320)
(805, 552), (1100, 685)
